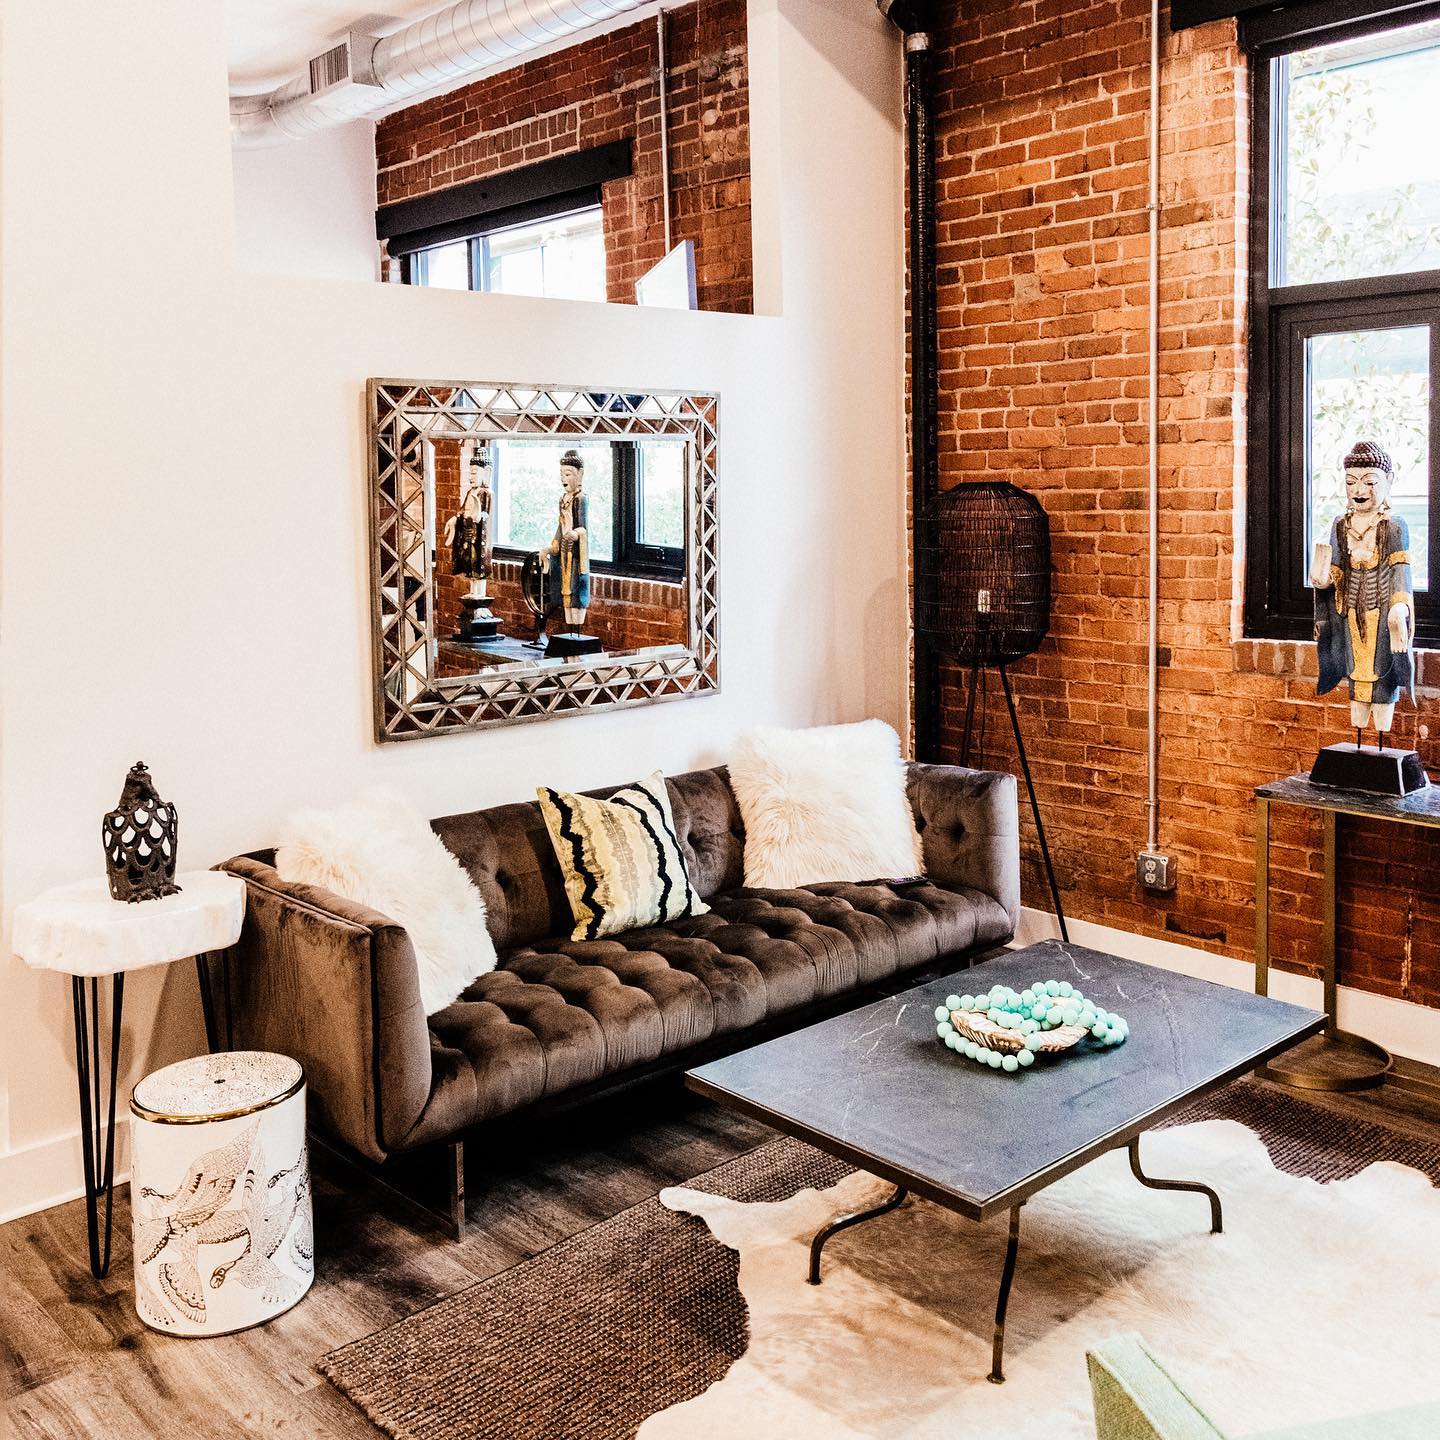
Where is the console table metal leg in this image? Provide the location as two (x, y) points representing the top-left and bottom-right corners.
(1254, 797), (1269, 999)
(1321, 808), (1338, 1036)
(989, 1204), (1023, 1384)
(1128, 1136), (1222, 1234)
(1255, 805), (1392, 1092)
(71, 973), (124, 1279)
(806, 1183), (908, 1285)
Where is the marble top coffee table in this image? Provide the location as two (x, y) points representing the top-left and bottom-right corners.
(686, 939), (1323, 1383)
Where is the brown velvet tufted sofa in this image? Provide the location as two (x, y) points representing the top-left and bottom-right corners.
(216, 762), (1018, 1227)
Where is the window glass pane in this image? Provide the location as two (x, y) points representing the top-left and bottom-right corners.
(1278, 22), (1440, 286)
(484, 208), (605, 302)
(638, 441), (686, 549)
(416, 240), (469, 290)
(493, 440), (614, 562)
(1306, 325), (1429, 590)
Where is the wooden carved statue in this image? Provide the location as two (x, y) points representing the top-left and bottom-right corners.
(1311, 439), (1415, 747)
(443, 442), (501, 640)
(546, 449), (592, 629)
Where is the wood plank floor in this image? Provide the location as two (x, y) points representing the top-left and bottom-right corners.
(5, 1056), (1439, 1440)
(2, 1079), (775, 1440)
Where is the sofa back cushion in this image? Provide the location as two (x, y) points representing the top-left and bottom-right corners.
(430, 766), (745, 952)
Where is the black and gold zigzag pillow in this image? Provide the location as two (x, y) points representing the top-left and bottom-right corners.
(536, 772), (710, 941)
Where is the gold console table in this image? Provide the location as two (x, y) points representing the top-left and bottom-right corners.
(1251, 774), (1440, 1092)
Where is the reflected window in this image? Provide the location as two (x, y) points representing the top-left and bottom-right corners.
(405, 206), (605, 302)
(491, 437), (686, 581)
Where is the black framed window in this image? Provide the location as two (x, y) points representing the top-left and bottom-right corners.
(402, 204), (606, 302)
(489, 437), (686, 583)
(1246, 9), (1440, 642)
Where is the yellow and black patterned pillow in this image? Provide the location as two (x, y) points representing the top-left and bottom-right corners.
(536, 772), (710, 941)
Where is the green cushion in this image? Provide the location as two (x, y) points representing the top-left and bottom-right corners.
(1255, 1403), (1440, 1440)
(1088, 1334), (1230, 1440)
(1089, 1335), (1440, 1440)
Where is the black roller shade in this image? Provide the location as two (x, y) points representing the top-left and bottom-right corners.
(1173, 0), (1435, 42)
(377, 139), (632, 256)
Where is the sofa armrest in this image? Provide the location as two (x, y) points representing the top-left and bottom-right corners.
(906, 763), (1020, 931)
(215, 857), (433, 1164)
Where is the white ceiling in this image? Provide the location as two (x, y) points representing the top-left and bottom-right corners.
(224, 1), (451, 92)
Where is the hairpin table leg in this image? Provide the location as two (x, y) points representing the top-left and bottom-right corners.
(71, 973), (124, 1279)
(1128, 1136), (1222, 1233)
(807, 1184), (908, 1285)
(195, 951), (235, 1052)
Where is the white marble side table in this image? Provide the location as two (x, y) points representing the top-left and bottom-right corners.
(12, 871), (245, 1277)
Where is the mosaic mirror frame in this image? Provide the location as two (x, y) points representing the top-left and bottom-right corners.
(368, 379), (720, 742)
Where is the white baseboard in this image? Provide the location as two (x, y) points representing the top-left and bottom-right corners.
(0, 1125), (131, 1226)
(1014, 907), (1440, 1070)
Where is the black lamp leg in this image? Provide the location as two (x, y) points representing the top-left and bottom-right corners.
(72, 973), (123, 1279)
(997, 661), (1069, 943)
(959, 654), (982, 766)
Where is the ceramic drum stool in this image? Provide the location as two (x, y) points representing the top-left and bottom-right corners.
(129, 1051), (313, 1335)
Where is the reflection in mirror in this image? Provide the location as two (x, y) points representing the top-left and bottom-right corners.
(229, 1), (751, 314)
(370, 382), (719, 741)
(426, 433), (691, 679)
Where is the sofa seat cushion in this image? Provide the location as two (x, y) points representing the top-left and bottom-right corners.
(418, 880), (1012, 1136)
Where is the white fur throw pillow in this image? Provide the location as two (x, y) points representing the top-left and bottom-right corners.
(728, 720), (924, 889)
(276, 792), (496, 1015)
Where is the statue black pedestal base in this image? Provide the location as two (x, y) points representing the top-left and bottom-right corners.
(457, 597), (501, 642)
(1309, 742), (1429, 796)
(546, 632), (603, 659)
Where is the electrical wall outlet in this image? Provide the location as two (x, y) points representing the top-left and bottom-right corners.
(1137, 850), (1176, 893)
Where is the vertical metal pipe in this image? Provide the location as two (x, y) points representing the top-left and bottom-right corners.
(1146, 0), (1162, 852)
(657, 10), (674, 255)
(907, 32), (941, 762)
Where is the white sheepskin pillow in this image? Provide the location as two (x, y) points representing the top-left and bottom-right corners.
(276, 791), (496, 1015)
(728, 720), (925, 889)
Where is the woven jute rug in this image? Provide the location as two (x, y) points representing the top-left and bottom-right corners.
(320, 1080), (1440, 1440)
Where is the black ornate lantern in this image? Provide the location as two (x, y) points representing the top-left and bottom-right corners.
(103, 763), (181, 903)
(916, 481), (1066, 939)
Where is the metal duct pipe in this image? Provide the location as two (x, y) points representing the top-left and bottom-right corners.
(879, 0), (941, 762)
(231, 0), (649, 146)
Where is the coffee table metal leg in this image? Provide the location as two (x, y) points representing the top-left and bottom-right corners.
(989, 1204), (1023, 1384)
(806, 1183), (908, 1284)
(1128, 1137), (1222, 1233)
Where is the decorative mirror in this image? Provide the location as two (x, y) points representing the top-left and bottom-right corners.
(368, 380), (719, 741)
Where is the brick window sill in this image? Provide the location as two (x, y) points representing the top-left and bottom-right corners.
(1233, 638), (1440, 694)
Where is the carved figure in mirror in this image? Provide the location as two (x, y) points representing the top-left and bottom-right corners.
(538, 449), (602, 658)
(1309, 439), (1426, 794)
(444, 442), (501, 641)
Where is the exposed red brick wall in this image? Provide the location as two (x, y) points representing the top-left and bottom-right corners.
(926, 1), (1440, 1009)
(375, 0), (751, 313)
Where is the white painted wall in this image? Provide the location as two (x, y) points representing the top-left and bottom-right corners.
(231, 121), (380, 283)
(0, 0), (908, 1219)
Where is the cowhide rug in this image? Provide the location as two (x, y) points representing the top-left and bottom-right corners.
(644, 1120), (1440, 1440)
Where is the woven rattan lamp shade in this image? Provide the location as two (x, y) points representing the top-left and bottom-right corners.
(916, 481), (1051, 665)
